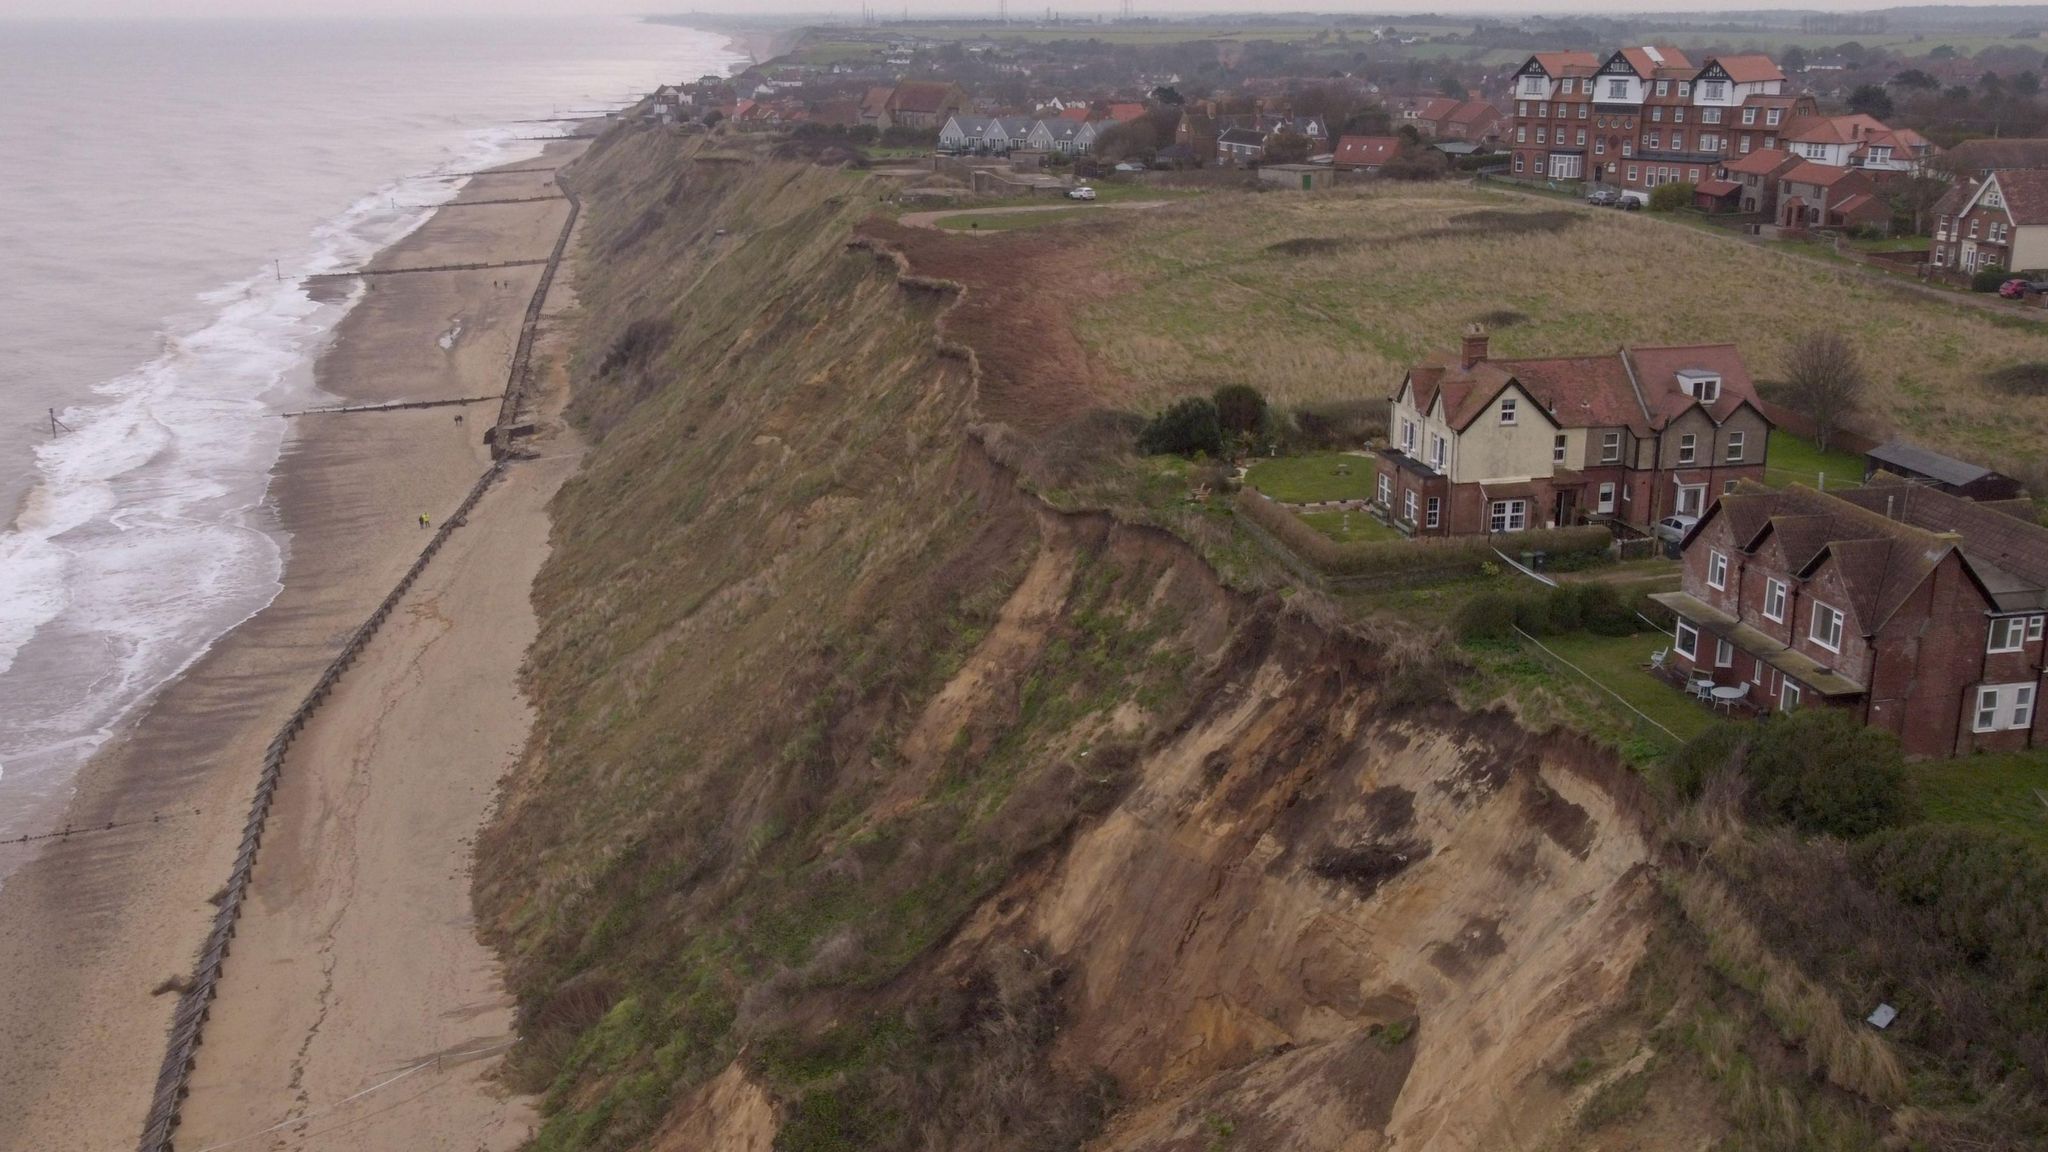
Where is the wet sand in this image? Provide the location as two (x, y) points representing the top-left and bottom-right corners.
(0, 138), (585, 1152)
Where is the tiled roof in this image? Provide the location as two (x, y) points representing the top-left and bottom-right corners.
(1782, 160), (1860, 187)
(1627, 344), (1764, 426)
(1217, 127), (1266, 146)
(890, 81), (959, 114)
(1414, 97), (1461, 121)
(1985, 169), (2048, 225)
(1696, 178), (1743, 196)
(1618, 45), (1692, 76)
(1333, 135), (1400, 166)
(1945, 138), (2048, 174)
(1530, 50), (1600, 76)
(1784, 114), (1890, 146)
(1833, 482), (2048, 609)
(1710, 54), (1786, 84)
(1722, 148), (1798, 177)
(1404, 337), (1764, 437)
(1107, 102), (1147, 123)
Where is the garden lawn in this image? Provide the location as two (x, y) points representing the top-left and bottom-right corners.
(1911, 749), (2048, 850)
(1763, 429), (1866, 491)
(1298, 508), (1400, 543)
(1532, 630), (1716, 744)
(1243, 452), (1377, 503)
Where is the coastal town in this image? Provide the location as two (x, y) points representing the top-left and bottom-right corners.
(13, 12), (2048, 1152)
(623, 17), (2048, 762)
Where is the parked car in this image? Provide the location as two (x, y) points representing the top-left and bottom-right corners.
(1655, 514), (1700, 542)
(1066, 186), (1097, 201)
(1617, 197), (1642, 211)
(1998, 277), (2048, 298)
(1113, 162), (1146, 173)
(1585, 187), (1621, 207)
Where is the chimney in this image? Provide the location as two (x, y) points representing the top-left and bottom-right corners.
(1460, 324), (1489, 369)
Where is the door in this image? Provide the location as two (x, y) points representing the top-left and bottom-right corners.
(1553, 489), (1576, 526)
(1677, 485), (1706, 516)
(1302, 173), (1313, 191)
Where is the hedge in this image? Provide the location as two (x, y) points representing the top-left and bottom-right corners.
(1236, 490), (1613, 585)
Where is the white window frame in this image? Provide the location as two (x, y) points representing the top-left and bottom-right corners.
(1597, 482), (1615, 513)
(1402, 418), (1416, 454)
(1499, 396), (1518, 425)
(1810, 601), (1844, 653)
(1742, 107), (1757, 125)
(1403, 489), (1417, 523)
(1715, 638), (1734, 668)
(1601, 431), (1622, 463)
(1553, 433), (1568, 464)
(1726, 430), (1744, 462)
(1679, 433), (1697, 464)
(1677, 485), (1706, 516)
(1764, 578), (1787, 623)
(1974, 683), (2037, 732)
(1431, 434), (1446, 472)
(1707, 550), (1729, 590)
(1989, 616), (2029, 653)
(1675, 619), (1699, 659)
(1489, 499), (1528, 533)
(2030, 615), (2045, 642)
(1781, 680), (1802, 712)
(1378, 473), (1391, 504)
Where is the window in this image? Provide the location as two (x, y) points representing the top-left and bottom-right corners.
(1727, 430), (1744, 461)
(1675, 619), (1699, 658)
(1560, 79), (1573, 95)
(1810, 601), (1844, 653)
(1656, 80), (1670, 96)
(1577, 129), (1587, 146)
(1608, 79), (1628, 99)
(1679, 82), (1691, 97)
(1989, 616), (2029, 653)
(1593, 482), (1614, 512)
(1700, 134), (1718, 152)
(1652, 107), (1663, 122)
(1679, 433), (1697, 464)
(1403, 489), (1417, 523)
(1674, 107), (1686, 123)
(1974, 684), (2037, 732)
(2030, 615), (2045, 641)
(1677, 485), (1706, 515)
(1431, 435), (1446, 471)
(1514, 153), (1525, 173)
(1767, 108), (1782, 126)
(1724, 480), (1739, 495)
(1401, 418), (1416, 453)
(1553, 433), (1568, 464)
(1538, 102), (1548, 118)
(1764, 578), (1788, 622)
(1715, 638), (1734, 668)
(1377, 474), (1391, 504)
(1703, 80), (1726, 100)
(1499, 397), (1517, 425)
(1537, 127), (1547, 145)
(1648, 132), (1661, 149)
(1689, 167), (1701, 183)
(1489, 499), (1528, 533)
(1704, 108), (1722, 125)
(1623, 141), (1633, 158)
(1579, 104), (1588, 120)
(1740, 137), (1752, 154)
(1602, 431), (1622, 463)
(1425, 496), (1440, 529)
(1517, 100), (1528, 117)
(1595, 138), (1606, 155)
(1672, 132), (1687, 151)
(1708, 550), (1729, 590)
(1743, 106), (1757, 125)
(1516, 127), (1527, 145)
(1765, 135), (1776, 149)
(1781, 680), (1802, 711)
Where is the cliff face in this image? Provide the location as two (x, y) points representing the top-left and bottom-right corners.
(477, 128), (1661, 1152)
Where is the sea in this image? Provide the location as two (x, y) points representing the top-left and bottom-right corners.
(0, 16), (743, 851)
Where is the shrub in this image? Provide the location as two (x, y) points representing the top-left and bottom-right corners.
(1137, 397), (1222, 456)
(1545, 585), (1584, 632)
(1212, 383), (1268, 437)
(1648, 181), (1696, 212)
(1973, 267), (2011, 292)
(1512, 593), (1554, 636)
(1744, 710), (1913, 838)
(1665, 722), (1750, 801)
(1453, 591), (1518, 643)
(1286, 398), (1389, 450)
(1575, 584), (1638, 636)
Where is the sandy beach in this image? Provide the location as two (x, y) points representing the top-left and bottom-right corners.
(0, 138), (587, 1152)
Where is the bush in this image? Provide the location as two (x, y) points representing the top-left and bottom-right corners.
(1665, 722), (1750, 801)
(1212, 383), (1267, 437)
(1137, 397), (1222, 456)
(1512, 594), (1554, 635)
(1648, 181), (1696, 212)
(1744, 710), (1913, 838)
(1287, 398), (1389, 450)
(1454, 592), (1518, 643)
(1972, 267), (2011, 292)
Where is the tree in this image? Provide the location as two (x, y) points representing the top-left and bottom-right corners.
(1137, 397), (1222, 457)
(1648, 181), (1696, 212)
(1849, 83), (1895, 120)
(1262, 130), (1312, 164)
(1782, 45), (1808, 72)
(1211, 384), (1267, 438)
(1092, 120), (1158, 163)
(1891, 68), (1940, 91)
(1886, 173), (1950, 235)
(2018, 70), (2043, 96)
(1341, 103), (1393, 135)
(1929, 44), (1959, 60)
(1438, 74), (1466, 99)
(1150, 85), (1184, 106)
(1781, 330), (1867, 450)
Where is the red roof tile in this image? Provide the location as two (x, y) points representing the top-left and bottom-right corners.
(1333, 135), (1401, 167)
(1721, 148), (1799, 177)
(1710, 54), (1786, 84)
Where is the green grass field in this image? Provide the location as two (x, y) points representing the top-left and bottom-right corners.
(1297, 507), (1401, 543)
(1763, 429), (1866, 491)
(1243, 452), (1376, 503)
(1532, 629), (1717, 744)
(1912, 750), (2048, 849)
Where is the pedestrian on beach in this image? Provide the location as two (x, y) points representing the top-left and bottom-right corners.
(419, 512), (430, 529)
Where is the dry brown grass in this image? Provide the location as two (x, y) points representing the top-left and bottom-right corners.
(1076, 186), (2048, 472)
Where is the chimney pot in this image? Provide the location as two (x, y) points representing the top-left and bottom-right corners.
(1461, 324), (1489, 369)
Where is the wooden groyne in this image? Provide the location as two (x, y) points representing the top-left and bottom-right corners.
(305, 258), (549, 281)
(279, 394), (501, 419)
(136, 153), (587, 1152)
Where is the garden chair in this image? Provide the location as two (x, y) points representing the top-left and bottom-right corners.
(1644, 647), (1668, 672)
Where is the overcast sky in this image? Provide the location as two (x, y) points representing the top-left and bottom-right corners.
(7, 1), (2048, 17)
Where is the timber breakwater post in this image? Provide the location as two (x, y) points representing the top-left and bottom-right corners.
(136, 159), (584, 1152)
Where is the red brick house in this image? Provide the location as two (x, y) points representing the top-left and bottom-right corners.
(1655, 480), (2048, 757)
(1777, 160), (1886, 230)
(1375, 329), (1772, 537)
(1932, 168), (2048, 276)
(1333, 135), (1401, 172)
(1413, 98), (1501, 142)
(1711, 147), (1801, 216)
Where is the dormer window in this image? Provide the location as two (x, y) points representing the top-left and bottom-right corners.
(1499, 397), (1518, 425)
(1655, 80), (1670, 96)
(1677, 370), (1721, 404)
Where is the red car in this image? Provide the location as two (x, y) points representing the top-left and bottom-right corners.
(1999, 277), (2048, 298)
